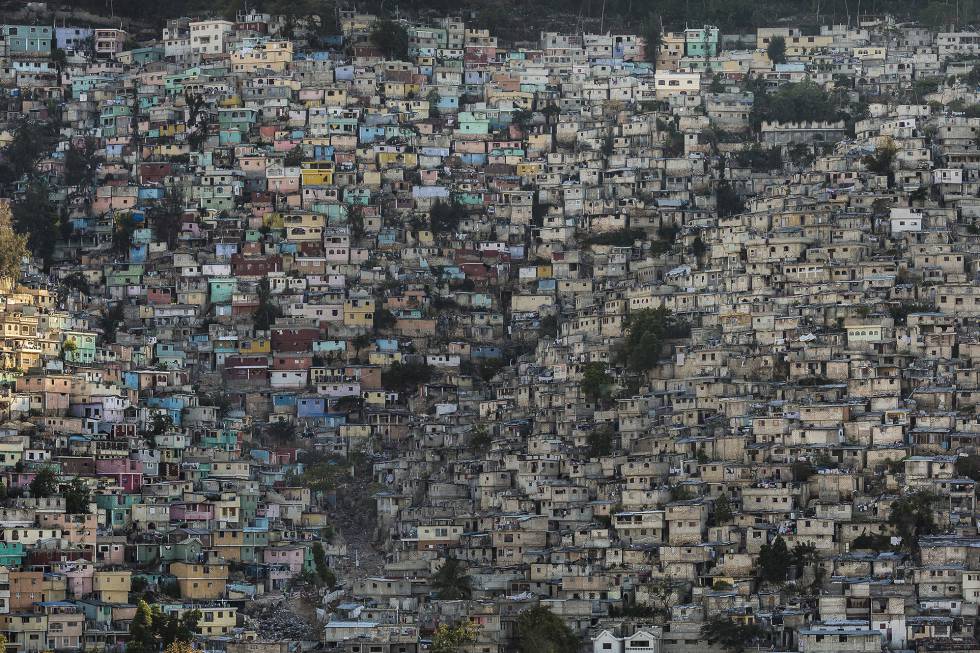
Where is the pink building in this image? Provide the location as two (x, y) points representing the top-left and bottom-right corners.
(170, 502), (215, 524)
(95, 458), (143, 492)
(263, 545), (305, 575)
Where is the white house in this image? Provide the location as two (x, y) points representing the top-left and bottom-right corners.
(593, 628), (662, 653)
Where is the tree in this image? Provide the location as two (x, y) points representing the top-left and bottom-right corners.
(151, 605), (200, 648)
(766, 36), (786, 64)
(851, 533), (892, 552)
(888, 491), (939, 550)
(0, 203), (26, 282)
(429, 200), (465, 235)
(184, 92), (210, 151)
(312, 541), (333, 586)
(691, 235), (707, 260)
(112, 212), (138, 254)
(13, 182), (61, 268)
(150, 185), (185, 248)
(267, 421), (296, 441)
(701, 615), (766, 653)
(643, 575), (676, 621)
(862, 138), (897, 184)
(431, 621), (478, 653)
(791, 542), (820, 587)
(253, 278), (282, 331)
(714, 492), (733, 524)
(1, 120), (53, 187)
(512, 108), (533, 131)
(101, 303), (126, 344)
(618, 307), (687, 373)
(65, 137), (102, 189)
(716, 181), (744, 218)
(284, 145), (305, 167)
(956, 454), (980, 482)
(51, 48), (68, 86)
(148, 413), (172, 436)
(347, 204), (365, 241)
(515, 606), (579, 653)
(163, 643), (194, 653)
(29, 467), (58, 499)
(431, 557), (472, 600)
(586, 427), (613, 458)
(757, 535), (791, 584)
(749, 80), (839, 130)
(373, 308), (397, 331)
(640, 14), (661, 66)
(370, 19), (409, 60)
(61, 338), (78, 363)
(127, 600), (156, 653)
(63, 477), (90, 514)
(581, 362), (612, 402)
(382, 361), (434, 393)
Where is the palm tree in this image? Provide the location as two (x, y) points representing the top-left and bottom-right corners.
(431, 557), (472, 599)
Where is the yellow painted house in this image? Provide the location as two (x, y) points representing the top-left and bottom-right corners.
(238, 338), (271, 355)
(93, 569), (131, 604)
(300, 161), (334, 186)
(230, 40), (293, 73)
(343, 297), (375, 328)
(170, 560), (229, 600)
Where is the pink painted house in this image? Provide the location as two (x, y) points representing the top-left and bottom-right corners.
(95, 459), (143, 492)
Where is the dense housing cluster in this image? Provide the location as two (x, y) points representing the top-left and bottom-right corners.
(4, 5), (980, 653)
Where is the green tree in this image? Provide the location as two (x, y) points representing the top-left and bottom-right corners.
(862, 138), (897, 185)
(312, 542), (332, 585)
(431, 621), (478, 653)
(1, 120), (53, 187)
(370, 19), (409, 60)
(586, 427), (613, 458)
(101, 303), (126, 344)
(65, 137), (102, 189)
(150, 184), (185, 248)
(61, 338), (78, 362)
(716, 181), (744, 217)
(111, 212), (137, 254)
(253, 278), (283, 331)
(382, 361), (434, 393)
(373, 308), (397, 331)
(431, 557), (472, 600)
(0, 203), (26, 282)
(758, 535), (791, 584)
(581, 362), (612, 402)
(701, 615), (765, 653)
(640, 14), (661, 66)
(766, 36), (786, 64)
(127, 600), (156, 653)
(714, 492), (733, 524)
(956, 454), (980, 482)
(267, 421), (296, 441)
(51, 48), (68, 86)
(284, 145), (305, 167)
(13, 182), (61, 268)
(150, 605), (200, 648)
(515, 606), (579, 653)
(429, 200), (465, 235)
(851, 533), (892, 552)
(63, 477), (90, 514)
(618, 307), (687, 373)
(470, 425), (492, 451)
(888, 491), (939, 550)
(750, 80), (839, 130)
(29, 467), (58, 499)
